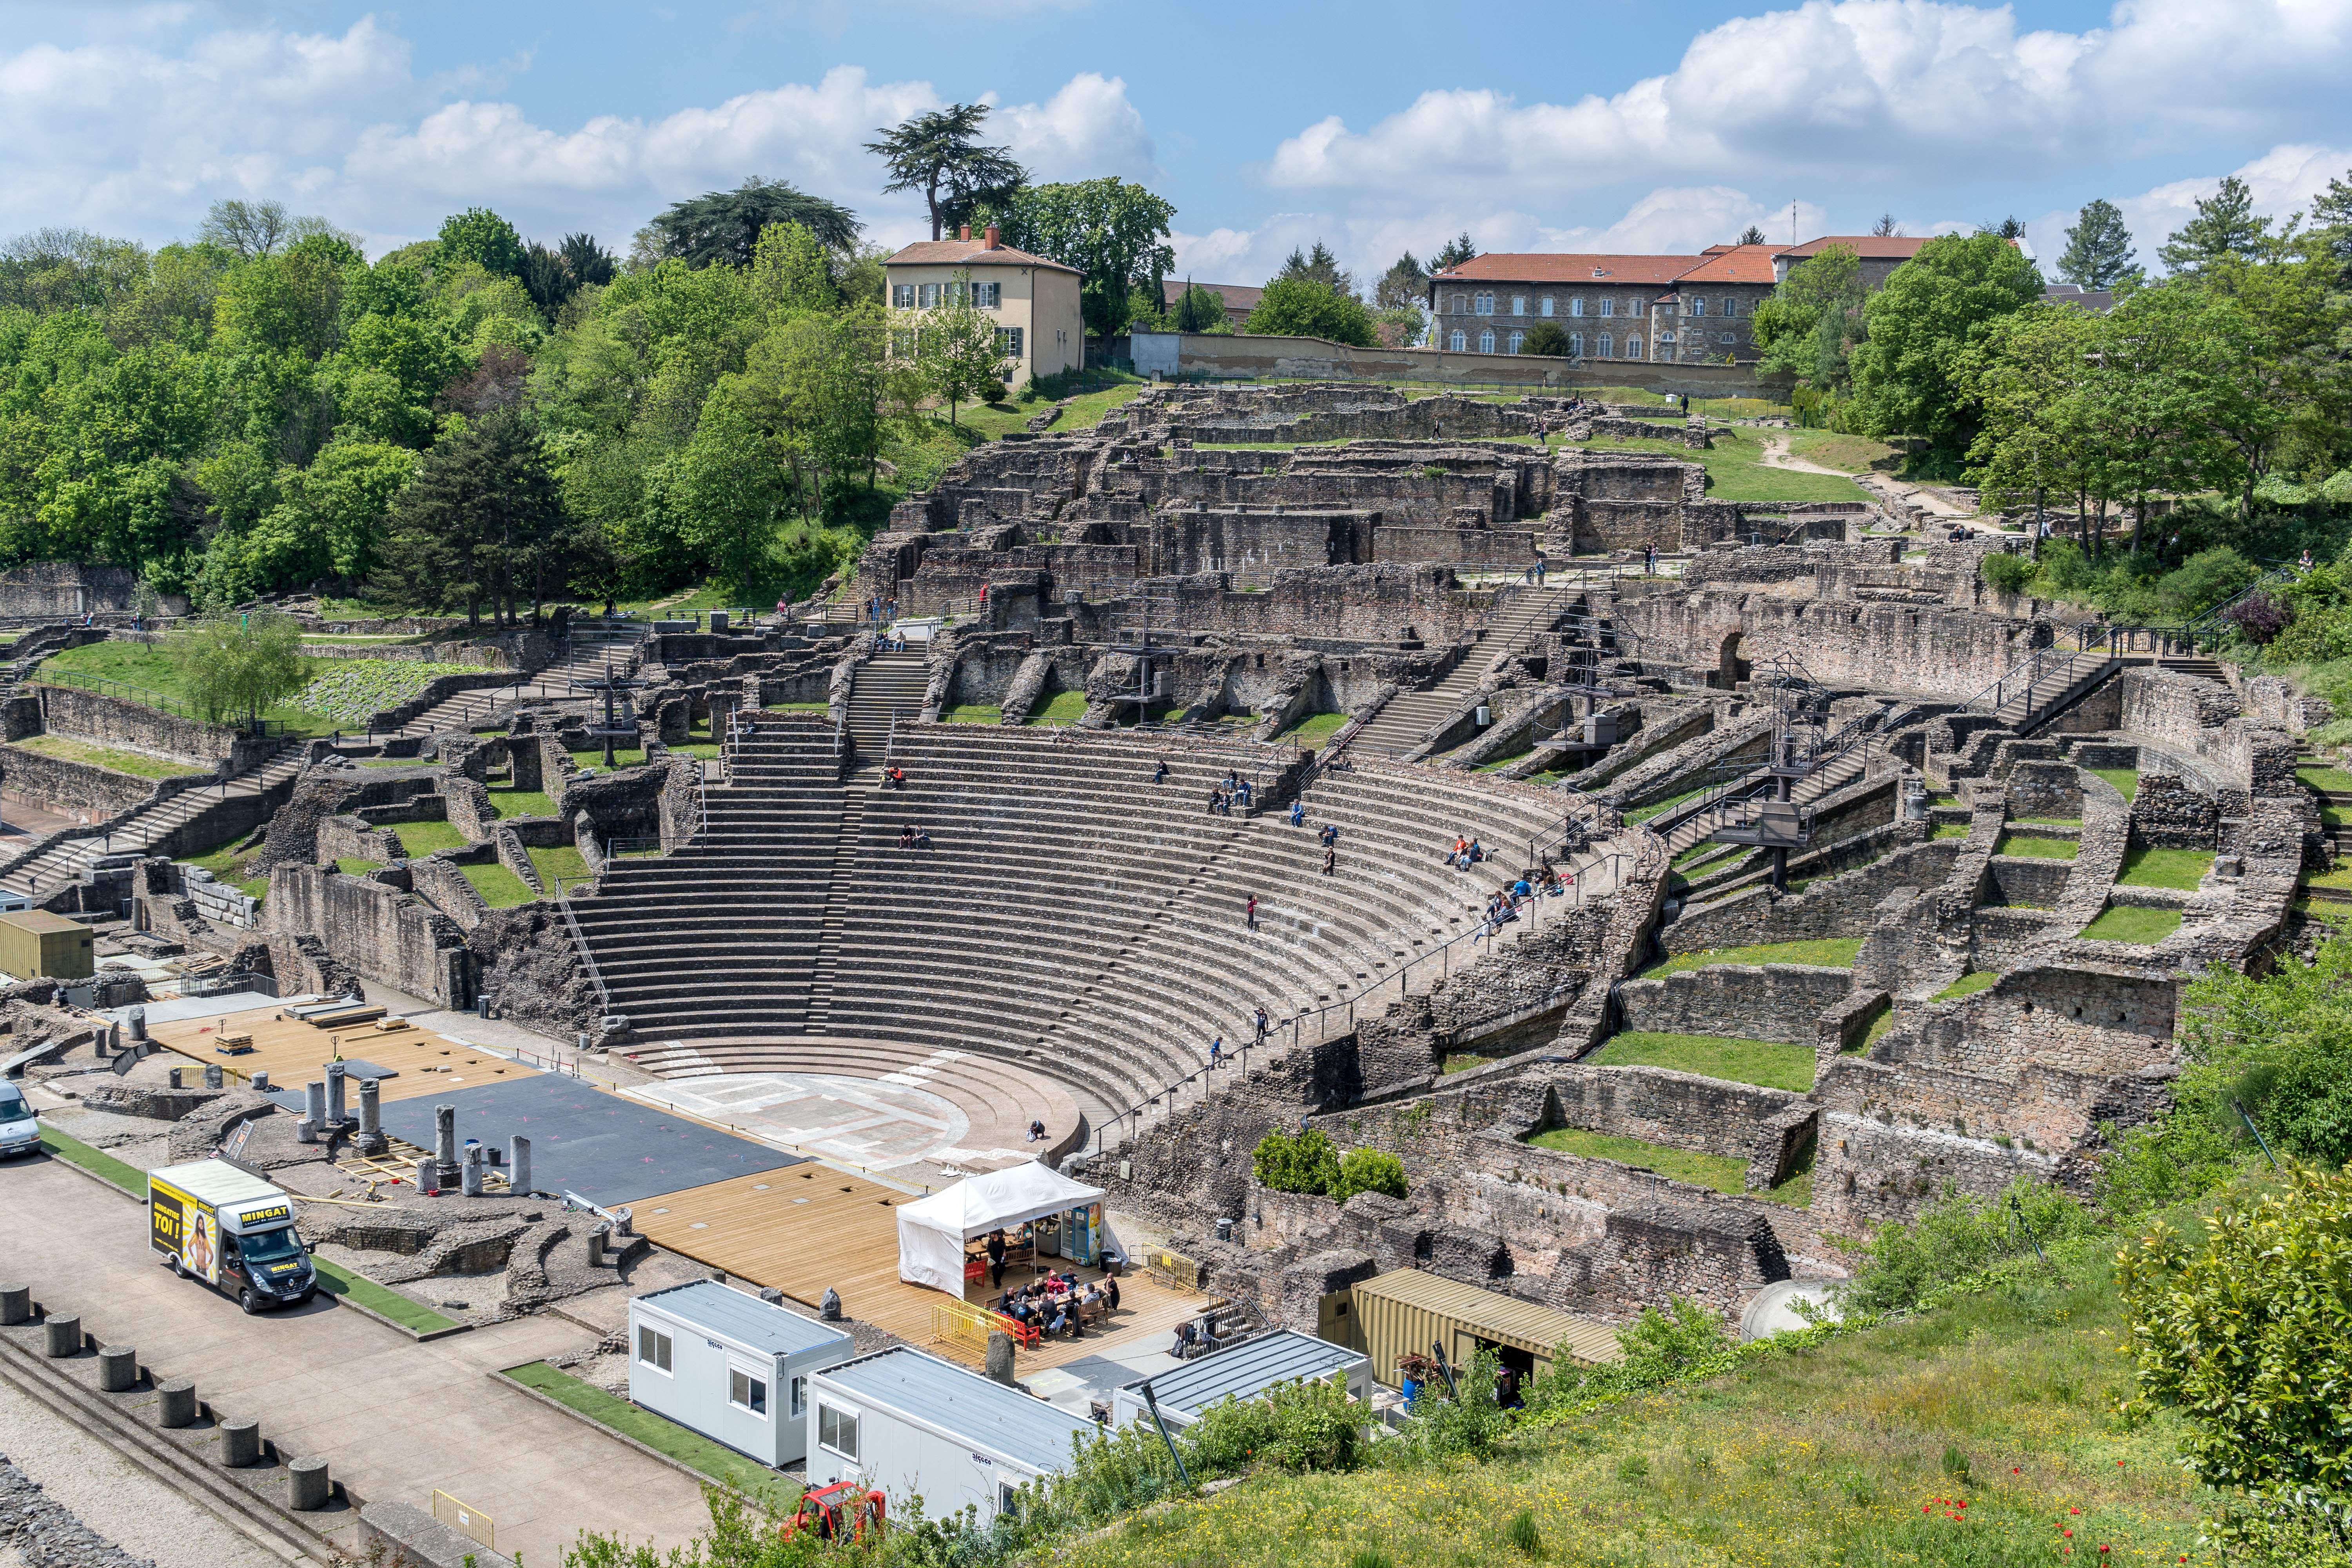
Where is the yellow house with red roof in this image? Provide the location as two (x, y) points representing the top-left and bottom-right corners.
(884, 225), (1086, 388)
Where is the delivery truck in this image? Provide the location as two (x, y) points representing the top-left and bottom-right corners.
(149, 1160), (318, 1314)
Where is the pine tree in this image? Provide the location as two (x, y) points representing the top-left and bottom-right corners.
(2057, 199), (2140, 289)
(373, 407), (564, 627)
(2158, 176), (2270, 275)
(1432, 232), (1478, 270)
(1737, 225), (1768, 246)
(1275, 241), (1355, 298)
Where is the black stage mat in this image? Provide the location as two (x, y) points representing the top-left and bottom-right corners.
(375, 1075), (803, 1204)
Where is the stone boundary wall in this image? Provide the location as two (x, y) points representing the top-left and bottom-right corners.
(1129, 330), (1791, 399)
(2239, 674), (2334, 734)
(0, 743), (158, 817)
(263, 861), (471, 1007)
(37, 685), (271, 769)
(1537, 1062), (1806, 1161)
(1615, 592), (2048, 701)
(1663, 838), (1964, 953)
(1616, 962), (1853, 1045)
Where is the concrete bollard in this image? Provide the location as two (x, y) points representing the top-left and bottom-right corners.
(586, 1223), (607, 1269)
(461, 1143), (484, 1198)
(613, 1206), (633, 1238)
(758, 1287), (783, 1305)
(251, 1070), (270, 1093)
(0, 1285), (29, 1326)
(220, 1418), (261, 1468)
(508, 1134), (530, 1196)
(325, 1061), (347, 1126)
(97, 1345), (136, 1392)
(42, 1316), (80, 1357)
(156, 1379), (197, 1428)
(129, 1007), (146, 1042)
(985, 1331), (1018, 1387)
(168, 1067), (184, 1090)
(203, 1063), (223, 1091)
(357, 1079), (385, 1156)
(287, 1455), (330, 1511)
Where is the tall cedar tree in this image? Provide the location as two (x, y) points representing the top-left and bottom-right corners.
(1432, 233), (1478, 270)
(649, 178), (860, 268)
(866, 105), (1027, 242)
(374, 407), (566, 627)
(2158, 177), (2270, 275)
(2057, 199), (2140, 289)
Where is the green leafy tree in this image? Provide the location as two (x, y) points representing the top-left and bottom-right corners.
(912, 269), (1008, 424)
(1373, 252), (1428, 311)
(1960, 301), (2097, 543)
(2311, 165), (2352, 284)
(436, 208), (526, 278)
(1250, 1129), (1341, 1194)
(1169, 283), (1228, 334)
(865, 104), (1027, 242)
(1520, 321), (1572, 357)
(1243, 277), (1379, 347)
(747, 222), (836, 318)
(648, 178), (861, 268)
(2159, 175), (2272, 276)
(1749, 244), (1866, 391)
(1849, 233), (2045, 466)
(2057, 198), (2141, 289)
(0, 229), (149, 316)
(373, 405), (564, 626)
(1275, 241), (1355, 298)
(167, 607), (309, 727)
(1432, 232), (1478, 270)
(987, 178), (1177, 339)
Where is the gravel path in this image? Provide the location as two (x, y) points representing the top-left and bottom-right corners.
(0, 1381), (280, 1568)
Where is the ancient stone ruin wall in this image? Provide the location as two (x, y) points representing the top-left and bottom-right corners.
(1615, 591), (2048, 699)
(1616, 962), (1853, 1046)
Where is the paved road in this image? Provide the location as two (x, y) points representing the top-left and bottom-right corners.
(1, 1155), (712, 1566)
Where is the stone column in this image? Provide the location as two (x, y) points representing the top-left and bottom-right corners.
(433, 1104), (458, 1187)
(415, 1157), (438, 1195)
(508, 1135), (530, 1196)
(299, 1081), (326, 1143)
(203, 1063), (223, 1091)
(356, 1079), (385, 1155)
(325, 1061), (347, 1127)
(461, 1143), (485, 1197)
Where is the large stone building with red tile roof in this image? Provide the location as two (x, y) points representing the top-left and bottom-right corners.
(884, 225), (1086, 388)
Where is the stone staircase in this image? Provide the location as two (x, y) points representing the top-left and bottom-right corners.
(800, 788), (872, 1034)
(0, 739), (309, 898)
(2157, 655), (2229, 683)
(1969, 649), (2119, 733)
(1349, 586), (1566, 757)
(846, 654), (928, 764)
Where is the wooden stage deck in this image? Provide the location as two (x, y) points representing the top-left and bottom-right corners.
(633, 1168), (1205, 1371)
(150, 1004), (541, 1102)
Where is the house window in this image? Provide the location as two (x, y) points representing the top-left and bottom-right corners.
(890, 329), (916, 358)
(1539, 296), (1554, 318)
(890, 284), (916, 309)
(730, 1368), (768, 1418)
(1691, 296), (1707, 317)
(1568, 332), (1583, 357)
(998, 1483), (1022, 1519)
(995, 327), (1024, 357)
(1474, 292), (1494, 315)
(1599, 298), (1614, 318)
(917, 283), (940, 309)
(973, 281), (1000, 307)
(1448, 329), (1466, 351)
(1451, 294), (1466, 314)
(1596, 334), (1613, 358)
(1718, 332), (1736, 345)
(637, 1326), (672, 1374)
(1628, 336), (1642, 359)
(1569, 297), (1583, 317)
(819, 1404), (860, 1462)
(790, 1376), (808, 1419)
(1478, 328), (1495, 353)
(1511, 296), (1526, 316)
(1508, 330), (1524, 353)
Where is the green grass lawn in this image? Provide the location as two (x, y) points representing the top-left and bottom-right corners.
(36, 1122), (149, 1194)
(2080, 904), (2185, 944)
(1783, 430), (1904, 474)
(1474, 746), (1536, 773)
(568, 744), (650, 770)
(7, 735), (206, 780)
(182, 840), (270, 901)
(528, 844), (592, 892)
(487, 784), (560, 819)
(1933, 971), (1999, 1002)
(2306, 863), (2352, 889)
(1994, 834), (2078, 860)
(2116, 847), (2213, 890)
(38, 642), (339, 735)
(1642, 938), (1863, 978)
(389, 820), (469, 856)
(2009, 815), (2081, 828)
(1931, 822), (1971, 839)
(1625, 786), (1706, 824)
(2089, 767), (2141, 802)
(1566, 428), (1871, 505)
(309, 1257), (462, 1334)
(501, 1362), (798, 1506)
(943, 704), (1004, 724)
(1588, 1031), (1817, 1092)
(1277, 714), (1349, 746)
(762, 701), (829, 714)
(1528, 1126), (1811, 1204)
(945, 376), (1148, 441)
(1026, 690), (1090, 724)
(334, 857), (383, 876)
(460, 861), (537, 907)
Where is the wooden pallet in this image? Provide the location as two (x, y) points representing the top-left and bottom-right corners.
(334, 1133), (509, 1191)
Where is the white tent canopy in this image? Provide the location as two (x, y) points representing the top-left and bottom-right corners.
(897, 1163), (1107, 1294)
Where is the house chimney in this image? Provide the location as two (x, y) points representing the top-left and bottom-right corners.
(984, 224), (1000, 250)
(959, 224), (971, 242)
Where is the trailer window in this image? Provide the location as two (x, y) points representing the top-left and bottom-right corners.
(790, 1376), (808, 1418)
(819, 1404), (860, 1461)
(637, 1326), (672, 1374)
(730, 1369), (768, 1417)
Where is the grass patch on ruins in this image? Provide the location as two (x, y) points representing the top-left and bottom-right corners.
(1931, 822), (1972, 839)
(1993, 834), (2078, 860)
(568, 743), (651, 769)
(2116, 848), (2213, 890)
(528, 844), (592, 892)
(501, 1361), (799, 1506)
(459, 861), (537, 907)
(1474, 746), (1535, 773)
(308, 1258), (461, 1334)
(763, 700), (829, 713)
(1641, 938), (1863, 978)
(943, 704), (1003, 724)
(1783, 430), (1906, 473)
(1568, 427), (1873, 505)
(2304, 863), (2352, 889)
(7, 734), (207, 780)
(487, 785), (560, 819)
(2080, 904), (2184, 944)
(1026, 690), (1091, 725)
(334, 857), (383, 876)
(35, 1122), (147, 1195)
(1624, 786), (1705, 824)
(37, 641), (339, 735)
(1527, 1126), (1812, 1204)
(389, 820), (469, 855)
(1276, 711), (1349, 747)
(182, 840), (270, 902)
(1588, 1031), (1816, 1093)
(2010, 815), (2081, 828)
(2089, 766), (2141, 802)
(1933, 971), (2000, 1002)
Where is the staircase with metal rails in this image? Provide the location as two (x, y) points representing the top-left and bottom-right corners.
(1959, 646), (2121, 734)
(1644, 704), (1924, 860)
(843, 654), (928, 764)
(0, 738), (310, 897)
(1349, 586), (1568, 758)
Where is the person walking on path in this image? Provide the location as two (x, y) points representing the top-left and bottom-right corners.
(1245, 894), (1259, 931)
(1321, 845), (1336, 877)
(1254, 1006), (1270, 1044)
(1209, 1036), (1224, 1068)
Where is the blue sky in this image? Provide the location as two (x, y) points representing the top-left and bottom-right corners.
(2, 0), (2347, 284)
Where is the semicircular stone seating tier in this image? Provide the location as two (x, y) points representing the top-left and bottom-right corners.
(573, 719), (1606, 1143)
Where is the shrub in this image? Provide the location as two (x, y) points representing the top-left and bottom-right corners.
(1520, 322), (1572, 358)
(1837, 1176), (2094, 1315)
(1252, 1129), (1341, 1194)
(2225, 589), (2293, 644)
(1330, 1147), (1408, 1203)
(1979, 552), (2035, 594)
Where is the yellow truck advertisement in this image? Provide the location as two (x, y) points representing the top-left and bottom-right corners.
(146, 1161), (316, 1312)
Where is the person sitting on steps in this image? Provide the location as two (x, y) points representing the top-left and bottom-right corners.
(898, 825), (915, 849)
(914, 826), (933, 850)
(1154, 758), (1169, 784)
(884, 764), (906, 790)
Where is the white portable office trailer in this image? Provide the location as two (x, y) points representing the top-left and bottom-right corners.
(627, 1280), (855, 1467)
(1111, 1330), (1373, 1429)
(806, 1347), (1095, 1520)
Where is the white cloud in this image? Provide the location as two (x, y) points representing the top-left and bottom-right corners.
(1264, 0), (2352, 205)
(0, 20), (1156, 255)
(2022, 141), (2352, 276)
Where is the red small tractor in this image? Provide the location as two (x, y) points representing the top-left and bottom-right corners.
(783, 1481), (886, 1544)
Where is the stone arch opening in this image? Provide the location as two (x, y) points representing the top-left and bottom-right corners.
(1719, 631), (1752, 688)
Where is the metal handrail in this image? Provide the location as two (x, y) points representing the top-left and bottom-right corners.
(554, 886), (612, 1014)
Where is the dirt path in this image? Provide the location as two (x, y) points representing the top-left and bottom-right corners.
(1755, 433), (1855, 477)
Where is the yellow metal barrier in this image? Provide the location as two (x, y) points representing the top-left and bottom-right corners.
(432, 1490), (495, 1550)
(931, 1298), (1000, 1353)
(1145, 1247), (1201, 1294)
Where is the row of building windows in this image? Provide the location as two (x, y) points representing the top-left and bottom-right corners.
(1446, 292), (1748, 319)
(887, 326), (1025, 358)
(891, 281), (1003, 309)
(1448, 327), (1648, 358)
